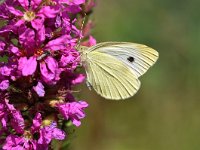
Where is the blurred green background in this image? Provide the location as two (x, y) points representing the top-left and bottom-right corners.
(73, 0), (200, 150)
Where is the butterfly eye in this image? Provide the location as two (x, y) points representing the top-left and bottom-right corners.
(127, 56), (134, 63)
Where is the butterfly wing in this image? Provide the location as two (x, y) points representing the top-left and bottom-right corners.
(88, 42), (159, 77)
(83, 51), (141, 100)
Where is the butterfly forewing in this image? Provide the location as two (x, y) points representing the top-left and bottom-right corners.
(89, 42), (159, 77)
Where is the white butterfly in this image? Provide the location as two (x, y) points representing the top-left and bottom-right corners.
(78, 42), (159, 100)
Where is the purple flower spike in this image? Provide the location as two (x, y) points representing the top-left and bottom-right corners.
(0, 0), (95, 147)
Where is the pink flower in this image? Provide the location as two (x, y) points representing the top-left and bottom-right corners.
(0, 80), (9, 91)
(5, 0), (60, 30)
(57, 101), (88, 127)
(40, 56), (61, 85)
(0, 66), (12, 76)
(59, 49), (80, 70)
(3, 113), (65, 149)
(38, 122), (66, 145)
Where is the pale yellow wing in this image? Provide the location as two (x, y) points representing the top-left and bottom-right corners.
(83, 51), (141, 100)
(88, 42), (159, 77)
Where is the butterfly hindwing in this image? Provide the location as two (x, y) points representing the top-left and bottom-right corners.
(84, 51), (141, 100)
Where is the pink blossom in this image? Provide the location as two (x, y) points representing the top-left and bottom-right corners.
(0, 66), (12, 76)
(40, 56), (61, 85)
(0, 80), (9, 91)
(38, 122), (66, 145)
(57, 101), (88, 127)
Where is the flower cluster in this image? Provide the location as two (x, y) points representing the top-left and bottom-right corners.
(0, 0), (95, 149)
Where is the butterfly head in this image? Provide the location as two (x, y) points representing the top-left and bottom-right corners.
(75, 45), (89, 63)
(76, 45), (88, 53)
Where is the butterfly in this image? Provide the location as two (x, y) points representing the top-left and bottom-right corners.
(78, 42), (159, 100)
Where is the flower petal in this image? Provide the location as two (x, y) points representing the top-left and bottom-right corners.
(18, 56), (37, 76)
(52, 128), (66, 140)
(6, 5), (23, 16)
(0, 41), (5, 52)
(5, 100), (25, 134)
(82, 35), (96, 46)
(45, 35), (69, 51)
(31, 0), (42, 9)
(33, 82), (45, 97)
(72, 74), (85, 85)
(0, 4), (10, 19)
(39, 6), (60, 18)
(31, 15), (44, 30)
(66, 5), (82, 13)
(35, 25), (45, 46)
(40, 57), (61, 84)
(18, 0), (29, 10)
(19, 27), (36, 55)
(31, 113), (42, 133)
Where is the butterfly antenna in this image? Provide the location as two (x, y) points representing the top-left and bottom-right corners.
(76, 13), (86, 49)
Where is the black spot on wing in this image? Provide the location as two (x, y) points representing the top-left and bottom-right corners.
(127, 56), (134, 63)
